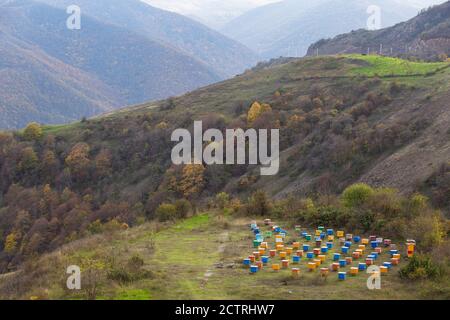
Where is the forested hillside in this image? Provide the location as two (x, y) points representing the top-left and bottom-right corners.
(1, 55), (449, 272)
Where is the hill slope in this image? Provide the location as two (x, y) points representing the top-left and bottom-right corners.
(222, 0), (418, 58)
(0, 0), (221, 129)
(0, 54), (449, 272)
(307, 1), (450, 60)
(36, 0), (259, 78)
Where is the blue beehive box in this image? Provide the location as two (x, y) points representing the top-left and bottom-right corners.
(250, 223), (257, 230)
(358, 263), (366, 271)
(326, 242), (333, 249)
(353, 236), (361, 243)
(293, 256), (300, 263)
(333, 253), (341, 261)
(250, 265), (258, 273)
(256, 234), (264, 242)
(341, 246), (349, 254)
(327, 229), (334, 235)
(338, 272), (347, 280)
(321, 246), (328, 253)
(303, 244), (310, 251)
(371, 252), (379, 259)
(367, 254), (376, 260)
(243, 258), (251, 266)
(383, 262), (392, 269)
(339, 259), (346, 267)
(389, 249), (398, 256)
(274, 227), (281, 233)
(344, 241), (352, 248)
(301, 232), (308, 238)
(261, 256), (269, 264)
(370, 241), (378, 249)
(306, 252), (314, 259)
(253, 228), (260, 235)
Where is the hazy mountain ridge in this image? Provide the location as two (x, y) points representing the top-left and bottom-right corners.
(0, 0), (254, 129)
(307, 1), (450, 59)
(223, 0), (420, 58)
(35, 0), (259, 78)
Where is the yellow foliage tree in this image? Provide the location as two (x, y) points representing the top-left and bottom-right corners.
(247, 101), (272, 124)
(23, 122), (43, 141)
(178, 164), (205, 199)
(4, 232), (19, 253)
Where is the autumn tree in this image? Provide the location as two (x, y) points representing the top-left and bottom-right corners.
(65, 143), (91, 182)
(247, 101), (272, 124)
(178, 164), (205, 199)
(94, 149), (112, 178)
(23, 122), (43, 141)
(18, 147), (39, 173)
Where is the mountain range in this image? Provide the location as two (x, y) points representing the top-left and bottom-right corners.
(307, 0), (450, 60)
(0, 0), (257, 129)
(222, 0), (422, 58)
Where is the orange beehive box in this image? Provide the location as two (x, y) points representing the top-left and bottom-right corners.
(249, 255), (256, 262)
(352, 252), (361, 259)
(292, 242), (300, 249)
(350, 267), (358, 276)
(331, 263), (340, 271)
(380, 266), (388, 274)
(313, 248), (321, 256)
(286, 247), (293, 255)
(282, 260), (289, 268)
(256, 261), (263, 270)
(253, 252), (260, 259)
(272, 263), (280, 271)
(308, 262), (317, 271)
(393, 253), (401, 259)
(258, 248), (265, 255)
(314, 259), (321, 267)
(345, 257), (353, 265)
(276, 244), (284, 251)
(296, 250), (304, 257)
(279, 251), (287, 259)
(292, 268), (300, 278)
(320, 267), (329, 277)
(391, 258), (400, 265)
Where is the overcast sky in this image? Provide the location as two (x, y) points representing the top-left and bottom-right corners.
(142, 0), (447, 29)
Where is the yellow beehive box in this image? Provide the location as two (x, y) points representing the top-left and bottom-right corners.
(276, 244), (284, 251)
(350, 267), (358, 276)
(318, 255), (326, 262)
(292, 268), (300, 278)
(380, 266), (388, 274)
(320, 267), (329, 277)
(337, 231), (344, 238)
(308, 262), (317, 271)
(313, 259), (321, 267)
(327, 235), (334, 241)
(260, 242), (268, 249)
(393, 253), (401, 259)
(279, 251), (287, 259)
(362, 238), (369, 245)
(315, 230), (322, 236)
(272, 264), (280, 271)
(358, 244), (366, 251)
(286, 247), (293, 255)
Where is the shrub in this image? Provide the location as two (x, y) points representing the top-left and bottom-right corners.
(174, 199), (191, 219)
(23, 122), (43, 141)
(399, 255), (440, 280)
(342, 183), (374, 208)
(215, 192), (230, 209)
(156, 203), (177, 222)
(247, 190), (272, 216)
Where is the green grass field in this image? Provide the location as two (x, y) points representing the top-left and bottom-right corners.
(11, 213), (443, 300)
(346, 54), (449, 76)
